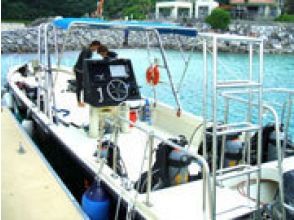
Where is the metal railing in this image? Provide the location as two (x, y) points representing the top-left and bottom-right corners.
(101, 114), (213, 220)
(37, 23), (57, 124)
(220, 88), (294, 219)
(199, 34), (265, 219)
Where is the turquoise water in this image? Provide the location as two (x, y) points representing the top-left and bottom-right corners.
(1, 49), (294, 139)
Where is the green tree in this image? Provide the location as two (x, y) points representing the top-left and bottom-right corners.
(205, 8), (231, 30)
(1, 0), (156, 20)
(104, 0), (155, 19)
(122, 0), (153, 19)
(285, 0), (294, 14)
(3, 2), (30, 19)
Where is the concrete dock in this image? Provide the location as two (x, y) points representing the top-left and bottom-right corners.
(1, 108), (85, 220)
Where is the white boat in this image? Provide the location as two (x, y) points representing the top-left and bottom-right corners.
(4, 18), (294, 220)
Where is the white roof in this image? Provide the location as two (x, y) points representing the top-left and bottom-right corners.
(156, 1), (193, 7)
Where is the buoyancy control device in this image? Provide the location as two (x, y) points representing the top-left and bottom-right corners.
(95, 140), (127, 177)
(136, 135), (194, 193)
(250, 123), (294, 164)
(198, 126), (243, 169)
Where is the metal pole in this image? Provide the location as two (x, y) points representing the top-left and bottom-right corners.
(272, 108), (286, 219)
(200, 157), (212, 220)
(48, 46), (57, 124)
(57, 26), (72, 68)
(256, 40), (264, 217)
(38, 24), (43, 64)
(246, 43), (254, 198)
(47, 24), (58, 124)
(202, 39), (208, 160)
(176, 43), (195, 94)
(37, 24), (43, 112)
(44, 24), (49, 118)
(176, 35), (188, 64)
(220, 97), (229, 170)
(145, 32), (153, 65)
(45, 23), (53, 123)
(113, 122), (119, 176)
(153, 30), (182, 115)
(283, 94), (293, 158)
(145, 131), (154, 207)
(212, 35), (218, 220)
(54, 26), (59, 64)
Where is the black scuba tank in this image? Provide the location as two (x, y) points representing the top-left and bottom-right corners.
(224, 133), (244, 167)
(135, 135), (193, 193)
(250, 123), (290, 164)
(168, 149), (191, 185)
(156, 135), (192, 187)
(267, 124), (285, 161)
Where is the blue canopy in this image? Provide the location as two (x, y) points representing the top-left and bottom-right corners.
(52, 18), (197, 37)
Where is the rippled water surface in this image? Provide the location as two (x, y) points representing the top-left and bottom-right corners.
(1, 49), (294, 138)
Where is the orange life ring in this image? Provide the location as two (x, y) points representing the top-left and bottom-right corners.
(146, 65), (160, 86)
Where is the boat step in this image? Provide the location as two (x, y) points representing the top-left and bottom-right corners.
(206, 122), (260, 136)
(216, 164), (251, 174)
(216, 80), (261, 89)
(216, 166), (259, 182)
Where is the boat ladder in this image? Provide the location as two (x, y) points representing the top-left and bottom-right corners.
(200, 34), (286, 219)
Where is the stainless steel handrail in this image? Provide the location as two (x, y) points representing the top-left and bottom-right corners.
(104, 115), (213, 220)
(284, 203), (294, 212)
(221, 89), (293, 143)
(220, 91), (292, 219)
(201, 35), (265, 220)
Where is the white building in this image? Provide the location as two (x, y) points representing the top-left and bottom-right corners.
(195, 0), (219, 19)
(155, 0), (219, 20)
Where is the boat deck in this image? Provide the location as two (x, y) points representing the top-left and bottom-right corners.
(1, 108), (85, 220)
(8, 68), (265, 219)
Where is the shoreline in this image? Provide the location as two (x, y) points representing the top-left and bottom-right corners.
(1, 21), (294, 54)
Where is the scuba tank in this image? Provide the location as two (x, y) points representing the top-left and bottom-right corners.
(250, 123), (294, 164)
(135, 135), (193, 192)
(198, 126), (223, 169)
(224, 133), (243, 167)
(267, 124), (285, 161)
(168, 149), (191, 185)
(156, 135), (192, 188)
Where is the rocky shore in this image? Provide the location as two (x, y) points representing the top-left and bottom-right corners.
(1, 21), (294, 54)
